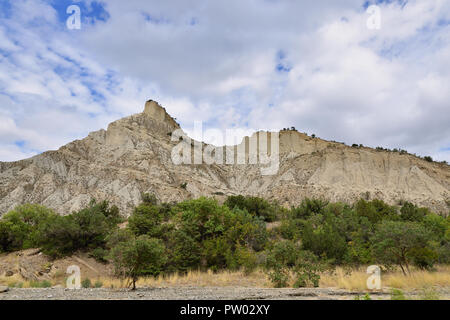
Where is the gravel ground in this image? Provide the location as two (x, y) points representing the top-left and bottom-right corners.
(1, 287), (448, 300)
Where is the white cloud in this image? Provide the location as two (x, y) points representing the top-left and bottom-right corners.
(0, 0), (449, 162)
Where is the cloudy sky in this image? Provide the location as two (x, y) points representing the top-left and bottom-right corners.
(0, 0), (449, 162)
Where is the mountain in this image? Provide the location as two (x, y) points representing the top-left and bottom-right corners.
(1, 100), (449, 216)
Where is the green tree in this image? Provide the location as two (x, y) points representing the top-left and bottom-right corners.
(166, 230), (201, 272)
(265, 241), (324, 288)
(224, 195), (278, 222)
(301, 214), (348, 264)
(0, 204), (55, 252)
(355, 199), (398, 224)
(110, 235), (167, 290)
(372, 221), (434, 274)
(290, 198), (328, 219)
(141, 193), (158, 206)
(36, 200), (122, 258)
(400, 202), (428, 222)
(128, 204), (164, 237)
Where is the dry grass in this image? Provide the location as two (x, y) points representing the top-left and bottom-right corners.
(0, 274), (56, 288)
(2, 266), (448, 291)
(84, 266), (450, 290)
(320, 265), (450, 291)
(100, 269), (272, 289)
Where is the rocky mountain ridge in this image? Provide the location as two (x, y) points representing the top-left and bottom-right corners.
(1, 100), (449, 216)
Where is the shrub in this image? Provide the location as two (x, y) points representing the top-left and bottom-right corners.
(400, 202), (428, 222)
(355, 199), (398, 224)
(203, 237), (233, 271)
(424, 156), (433, 163)
(235, 245), (258, 275)
(128, 204), (164, 238)
(224, 195), (278, 222)
(89, 248), (109, 263)
(290, 198), (328, 219)
(279, 218), (304, 241)
(81, 278), (92, 289)
(301, 218), (348, 264)
(110, 235), (167, 290)
(30, 280), (52, 288)
(166, 230), (201, 273)
(265, 241), (323, 288)
(141, 193), (158, 206)
(0, 204), (55, 252)
(94, 280), (103, 288)
(372, 221), (434, 274)
(268, 267), (290, 288)
(391, 289), (406, 300)
(362, 293), (372, 300)
(36, 200), (122, 258)
(293, 251), (325, 288)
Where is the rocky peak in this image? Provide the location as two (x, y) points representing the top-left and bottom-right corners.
(143, 100), (180, 130)
(0, 100), (449, 217)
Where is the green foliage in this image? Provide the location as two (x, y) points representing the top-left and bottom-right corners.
(36, 200), (122, 258)
(362, 293), (372, 300)
(267, 267), (290, 288)
(8, 281), (23, 288)
(162, 197), (268, 272)
(166, 230), (202, 273)
(391, 289), (407, 300)
(224, 195), (278, 222)
(355, 199), (398, 224)
(300, 214), (348, 264)
(400, 202), (428, 222)
(293, 250), (325, 288)
(94, 280), (103, 288)
(81, 278), (92, 288)
(265, 241), (324, 288)
(89, 248), (109, 263)
(30, 280), (52, 288)
(1, 195), (448, 287)
(235, 245), (258, 275)
(110, 235), (167, 289)
(128, 204), (165, 238)
(279, 218), (304, 241)
(424, 156), (433, 163)
(372, 221), (434, 273)
(275, 197), (449, 269)
(141, 193), (158, 206)
(0, 204), (56, 252)
(290, 198), (328, 219)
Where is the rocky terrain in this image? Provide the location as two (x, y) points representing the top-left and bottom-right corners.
(1, 100), (449, 217)
(0, 249), (110, 283)
(0, 286), (448, 300)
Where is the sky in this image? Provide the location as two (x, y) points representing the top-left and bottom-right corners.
(0, 0), (449, 162)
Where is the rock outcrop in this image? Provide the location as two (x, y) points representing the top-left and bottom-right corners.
(1, 100), (449, 216)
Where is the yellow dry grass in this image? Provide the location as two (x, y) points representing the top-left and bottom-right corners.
(100, 269), (272, 289)
(2, 266), (448, 291)
(320, 265), (450, 291)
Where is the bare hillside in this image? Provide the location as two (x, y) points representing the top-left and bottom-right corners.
(1, 100), (449, 216)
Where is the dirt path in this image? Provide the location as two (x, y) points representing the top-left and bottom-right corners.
(1, 287), (449, 300)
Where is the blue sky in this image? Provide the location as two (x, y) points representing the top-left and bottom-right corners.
(0, 0), (449, 162)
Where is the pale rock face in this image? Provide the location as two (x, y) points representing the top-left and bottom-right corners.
(0, 100), (449, 217)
